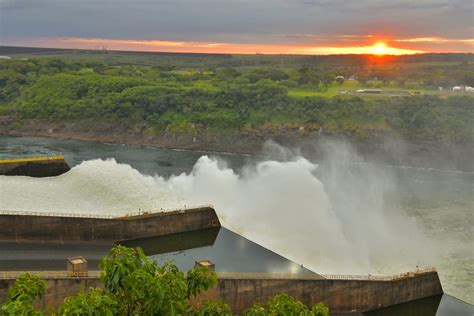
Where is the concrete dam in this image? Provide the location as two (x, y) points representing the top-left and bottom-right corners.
(0, 207), (444, 314)
(0, 155), (459, 314)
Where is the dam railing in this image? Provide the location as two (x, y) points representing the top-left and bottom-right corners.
(0, 205), (214, 219)
(321, 267), (437, 281)
(0, 271), (102, 279)
(0, 268), (437, 281)
(0, 210), (116, 219)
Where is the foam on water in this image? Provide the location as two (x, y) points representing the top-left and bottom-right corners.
(1, 139), (471, 303)
(0, 159), (185, 214)
(1, 154), (434, 275)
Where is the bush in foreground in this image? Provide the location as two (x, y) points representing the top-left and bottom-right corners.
(0, 245), (329, 315)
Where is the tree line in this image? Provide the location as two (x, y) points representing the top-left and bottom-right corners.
(0, 59), (473, 143)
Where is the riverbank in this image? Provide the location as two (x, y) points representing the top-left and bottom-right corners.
(1, 118), (472, 171)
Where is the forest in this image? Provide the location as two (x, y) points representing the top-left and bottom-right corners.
(0, 50), (473, 143)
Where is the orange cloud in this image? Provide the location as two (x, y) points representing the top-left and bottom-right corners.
(11, 36), (427, 55)
(394, 37), (474, 44)
(293, 43), (423, 55)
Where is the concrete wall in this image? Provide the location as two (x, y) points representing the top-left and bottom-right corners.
(0, 207), (220, 243)
(0, 271), (443, 314)
(0, 277), (102, 310)
(195, 271), (443, 314)
(0, 156), (70, 177)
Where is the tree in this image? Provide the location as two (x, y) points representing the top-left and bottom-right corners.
(98, 245), (217, 315)
(57, 288), (118, 316)
(0, 273), (46, 316)
(1, 246), (331, 315)
(243, 294), (329, 316)
(194, 300), (233, 316)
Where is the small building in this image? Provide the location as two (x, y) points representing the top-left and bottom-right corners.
(67, 256), (88, 277)
(364, 89), (383, 94)
(195, 259), (215, 271)
(357, 89), (382, 94)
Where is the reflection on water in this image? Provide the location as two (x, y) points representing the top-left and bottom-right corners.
(121, 227), (220, 255)
(0, 241), (112, 270)
(126, 227), (316, 275)
(365, 294), (473, 316)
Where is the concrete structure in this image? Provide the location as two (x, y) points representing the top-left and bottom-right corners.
(0, 275), (102, 310)
(0, 270), (443, 314)
(195, 259), (215, 272)
(0, 209), (445, 313)
(67, 256), (88, 277)
(0, 207), (220, 243)
(207, 271), (443, 314)
(0, 156), (70, 177)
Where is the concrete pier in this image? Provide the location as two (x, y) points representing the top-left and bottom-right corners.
(0, 156), (70, 177)
(0, 207), (220, 243)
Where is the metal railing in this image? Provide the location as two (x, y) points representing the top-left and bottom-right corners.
(0, 267), (437, 281)
(321, 267), (437, 281)
(0, 210), (115, 219)
(0, 156), (65, 164)
(0, 204), (214, 220)
(0, 271), (101, 279)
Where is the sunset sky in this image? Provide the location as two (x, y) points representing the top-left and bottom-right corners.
(1, 0), (473, 55)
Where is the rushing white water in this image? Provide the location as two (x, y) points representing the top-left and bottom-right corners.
(1, 140), (472, 303)
(0, 159), (185, 215)
(0, 144), (434, 275)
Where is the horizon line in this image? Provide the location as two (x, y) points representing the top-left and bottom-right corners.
(2, 44), (473, 58)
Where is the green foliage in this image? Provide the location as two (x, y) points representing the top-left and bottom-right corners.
(1, 58), (473, 143)
(99, 245), (151, 294)
(264, 294), (311, 315)
(99, 245), (218, 315)
(6, 273), (46, 301)
(57, 288), (118, 316)
(311, 302), (330, 316)
(243, 294), (329, 316)
(0, 246), (333, 316)
(186, 267), (218, 298)
(0, 299), (44, 316)
(0, 273), (46, 316)
(193, 300), (232, 316)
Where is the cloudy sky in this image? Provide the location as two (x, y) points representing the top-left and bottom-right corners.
(1, 0), (473, 54)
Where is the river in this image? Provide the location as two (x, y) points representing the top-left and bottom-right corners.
(0, 135), (472, 306)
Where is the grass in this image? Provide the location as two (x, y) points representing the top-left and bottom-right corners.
(287, 80), (471, 99)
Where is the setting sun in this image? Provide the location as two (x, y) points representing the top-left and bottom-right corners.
(371, 42), (389, 55)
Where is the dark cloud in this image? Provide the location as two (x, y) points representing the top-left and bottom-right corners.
(1, 0), (472, 45)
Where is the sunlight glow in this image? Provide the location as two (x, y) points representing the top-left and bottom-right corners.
(371, 42), (389, 55)
(7, 37), (426, 56)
